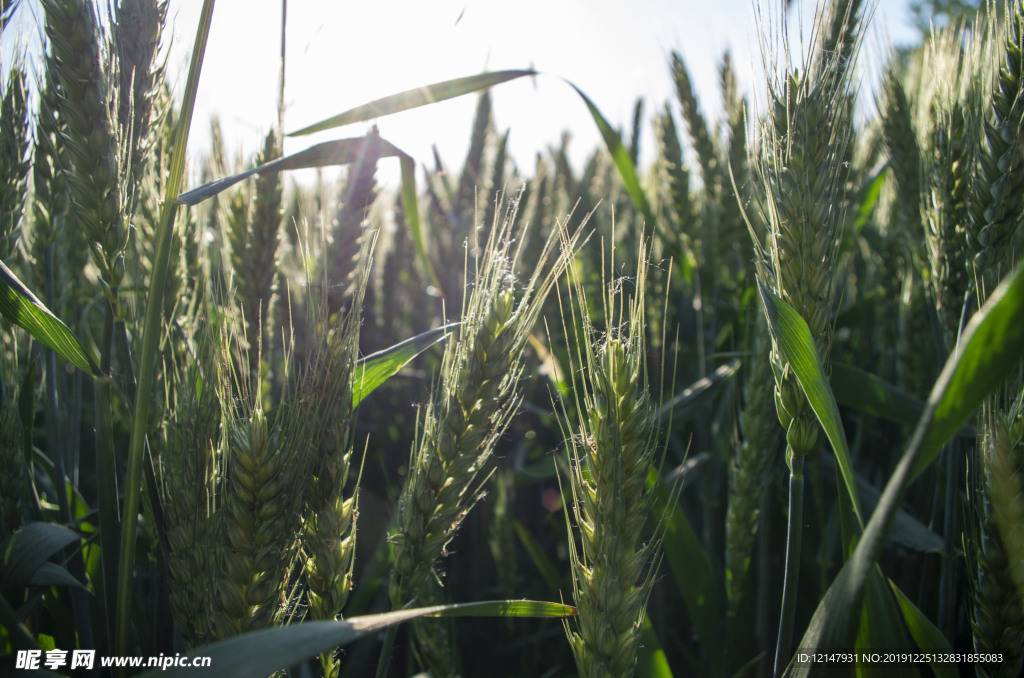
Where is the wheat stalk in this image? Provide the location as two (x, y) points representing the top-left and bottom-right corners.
(749, 3), (862, 671)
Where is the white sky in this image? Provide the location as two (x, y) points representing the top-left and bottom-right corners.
(164, 0), (921, 186)
(3, 1), (923, 186)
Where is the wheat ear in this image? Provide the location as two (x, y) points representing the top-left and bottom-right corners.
(561, 237), (664, 678)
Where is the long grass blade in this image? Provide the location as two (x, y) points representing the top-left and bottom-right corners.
(890, 580), (957, 678)
(565, 80), (657, 231)
(134, 600), (575, 678)
(830, 363), (973, 438)
(288, 69), (537, 136)
(177, 135), (412, 206)
(118, 0), (214, 658)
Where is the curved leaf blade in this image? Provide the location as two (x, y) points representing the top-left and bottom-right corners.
(0, 261), (100, 377)
(28, 561), (86, 590)
(288, 69), (538, 136)
(354, 323), (458, 406)
(657, 359), (740, 422)
(177, 135), (411, 206)
(1, 522), (80, 596)
(135, 600), (574, 678)
(565, 80), (656, 230)
(786, 258), (1024, 667)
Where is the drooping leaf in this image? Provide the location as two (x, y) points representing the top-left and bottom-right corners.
(565, 80), (657, 232)
(28, 561), (86, 590)
(0, 261), (100, 377)
(354, 323), (458, 406)
(177, 135), (412, 206)
(135, 600), (574, 678)
(287, 69), (538, 137)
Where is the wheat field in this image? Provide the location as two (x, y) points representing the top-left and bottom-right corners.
(1, 1), (1024, 677)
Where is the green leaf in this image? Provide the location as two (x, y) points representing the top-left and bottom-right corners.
(855, 568), (913, 666)
(890, 580), (957, 678)
(565, 80), (657, 231)
(177, 135), (412, 206)
(831, 362), (924, 427)
(826, 455), (945, 555)
(354, 323), (458, 406)
(120, 0), (215, 658)
(911, 259), (1024, 478)
(28, 561), (86, 590)
(757, 279), (860, 523)
(288, 70), (538, 136)
(420, 599), (576, 618)
(1, 522), (80, 597)
(650, 469), (723, 677)
(786, 258), (1024, 670)
(135, 600), (574, 678)
(830, 363), (973, 441)
(0, 261), (100, 377)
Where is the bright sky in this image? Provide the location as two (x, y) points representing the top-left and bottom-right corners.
(163, 0), (922, 186)
(2, 1), (923, 186)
